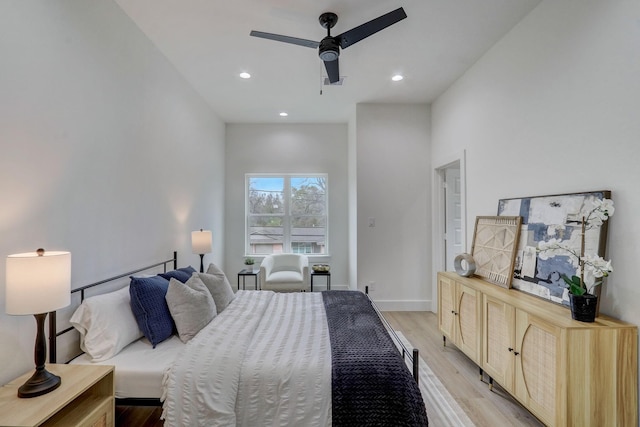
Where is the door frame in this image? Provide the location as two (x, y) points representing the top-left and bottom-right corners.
(432, 150), (467, 311)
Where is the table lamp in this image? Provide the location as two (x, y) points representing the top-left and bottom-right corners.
(191, 229), (212, 273)
(6, 248), (71, 398)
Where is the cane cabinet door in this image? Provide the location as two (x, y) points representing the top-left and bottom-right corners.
(482, 294), (515, 393)
(438, 274), (456, 342)
(439, 275), (482, 364)
(457, 283), (481, 363)
(514, 310), (560, 426)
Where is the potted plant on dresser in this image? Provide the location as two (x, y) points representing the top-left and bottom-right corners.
(538, 198), (614, 322)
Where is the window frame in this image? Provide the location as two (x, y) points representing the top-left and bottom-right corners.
(245, 173), (328, 256)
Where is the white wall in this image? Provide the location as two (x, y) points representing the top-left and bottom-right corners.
(431, 0), (640, 326)
(0, 1), (225, 385)
(356, 104), (431, 310)
(224, 124), (349, 287)
(348, 112), (358, 290)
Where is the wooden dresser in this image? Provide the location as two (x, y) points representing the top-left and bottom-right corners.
(0, 364), (114, 427)
(438, 271), (638, 427)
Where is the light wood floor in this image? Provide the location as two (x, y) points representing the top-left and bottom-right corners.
(384, 311), (543, 427)
(116, 311), (543, 427)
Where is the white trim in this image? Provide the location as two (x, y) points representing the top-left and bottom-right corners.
(370, 299), (432, 312)
(431, 150), (467, 313)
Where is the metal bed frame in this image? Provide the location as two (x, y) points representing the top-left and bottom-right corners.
(49, 251), (177, 406)
(49, 252), (420, 408)
(365, 285), (420, 385)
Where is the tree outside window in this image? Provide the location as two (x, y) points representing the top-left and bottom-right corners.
(247, 174), (327, 255)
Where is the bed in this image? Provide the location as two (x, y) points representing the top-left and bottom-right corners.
(50, 253), (428, 426)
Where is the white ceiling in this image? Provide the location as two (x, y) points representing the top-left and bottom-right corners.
(113, 0), (541, 123)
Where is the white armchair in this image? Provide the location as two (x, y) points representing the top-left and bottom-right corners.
(260, 254), (309, 292)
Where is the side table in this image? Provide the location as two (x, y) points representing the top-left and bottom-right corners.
(0, 364), (114, 427)
(238, 268), (260, 290)
(310, 271), (331, 291)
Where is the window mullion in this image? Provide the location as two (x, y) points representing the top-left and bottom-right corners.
(283, 176), (291, 252)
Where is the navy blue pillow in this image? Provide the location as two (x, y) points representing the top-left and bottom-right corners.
(129, 275), (174, 347)
(159, 266), (197, 283)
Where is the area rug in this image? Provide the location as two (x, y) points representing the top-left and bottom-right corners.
(395, 332), (476, 427)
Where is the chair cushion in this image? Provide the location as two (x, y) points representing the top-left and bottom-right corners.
(270, 254), (303, 272)
(267, 270), (303, 283)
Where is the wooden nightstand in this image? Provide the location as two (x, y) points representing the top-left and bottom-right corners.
(0, 364), (114, 427)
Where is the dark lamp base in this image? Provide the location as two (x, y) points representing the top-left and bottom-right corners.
(18, 367), (61, 398)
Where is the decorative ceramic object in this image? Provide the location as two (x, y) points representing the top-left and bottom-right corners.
(454, 253), (476, 277)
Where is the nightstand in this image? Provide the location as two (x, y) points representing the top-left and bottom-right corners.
(311, 271), (331, 291)
(238, 268), (260, 290)
(0, 364), (114, 427)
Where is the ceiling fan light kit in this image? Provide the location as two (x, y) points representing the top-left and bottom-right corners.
(318, 38), (340, 62)
(250, 7), (407, 84)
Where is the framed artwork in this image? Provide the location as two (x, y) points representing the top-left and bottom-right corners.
(497, 191), (611, 307)
(471, 216), (522, 288)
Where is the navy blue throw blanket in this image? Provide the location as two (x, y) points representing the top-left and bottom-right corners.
(322, 291), (428, 426)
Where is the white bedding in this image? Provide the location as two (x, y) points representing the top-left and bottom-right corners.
(70, 335), (184, 399)
(162, 290), (332, 427)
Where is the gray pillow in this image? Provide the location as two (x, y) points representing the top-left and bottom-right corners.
(200, 264), (236, 313)
(165, 276), (217, 343)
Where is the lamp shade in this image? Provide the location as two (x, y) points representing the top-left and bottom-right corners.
(191, 230), (212, 254)
(6, 250), (71, 315)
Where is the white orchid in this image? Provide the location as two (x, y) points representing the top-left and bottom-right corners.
(579, 254), (613, 288)
(583, 198), (615, 229)
(537, 198), (614, 295)
(537, 239), (580, 266)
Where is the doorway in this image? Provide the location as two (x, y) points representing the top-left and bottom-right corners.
(444, 166), (462, 271)
(433, 151), (466, 310)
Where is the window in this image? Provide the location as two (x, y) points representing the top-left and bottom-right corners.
(246, 174), (327, 255)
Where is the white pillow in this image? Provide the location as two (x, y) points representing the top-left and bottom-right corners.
(165, 276), (217, 343)
(70, 286), (143, 361)
(201, 264), (236, 313)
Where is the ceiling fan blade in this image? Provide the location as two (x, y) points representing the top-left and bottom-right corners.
(250, 30), (319, 48)
(336, 7), (407, 49)
(324, 59), (340, 84)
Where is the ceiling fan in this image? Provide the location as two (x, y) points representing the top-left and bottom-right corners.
(250, 7), (407, 84)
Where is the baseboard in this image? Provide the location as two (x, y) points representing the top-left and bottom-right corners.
(323, 285), (432, 311)
(371, 299), (432, 312)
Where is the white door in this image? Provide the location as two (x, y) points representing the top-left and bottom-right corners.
(444, 166), (462, 271)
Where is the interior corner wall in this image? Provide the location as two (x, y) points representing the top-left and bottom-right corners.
(431, 0), (640, 327)
(0, 2), (225, 385)
(356, 103), (431, 310)
(348, 111), (358, 290)
(224, 123), (348, 287)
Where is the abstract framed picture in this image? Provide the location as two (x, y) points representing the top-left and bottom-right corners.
(497, 191), (611, 307)
(471, 216), (522, 288)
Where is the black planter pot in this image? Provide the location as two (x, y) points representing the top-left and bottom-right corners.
(569, 293), (598, 322)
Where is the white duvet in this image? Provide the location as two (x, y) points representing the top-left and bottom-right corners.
(162, 290), (332, 427)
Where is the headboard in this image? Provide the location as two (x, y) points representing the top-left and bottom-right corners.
(49, 251), (178, 363)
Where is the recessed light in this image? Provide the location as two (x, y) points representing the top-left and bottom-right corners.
(239, 72), (251, 79)
(391, 74), (404, 82)
(279, 112), (288, 117)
